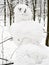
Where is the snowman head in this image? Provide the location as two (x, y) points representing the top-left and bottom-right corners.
(14, 4), (33, 22)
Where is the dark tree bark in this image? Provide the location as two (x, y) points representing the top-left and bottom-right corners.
(46, 0), (49, 46)
(4, 0), (6, 26)
(43, 0), (46, 26)
(10, 3), (13, 25)
(33, 0), (37, 21)
(7, 0), (14, 25)
(25, 0), (28, 6)
(39, 0), (42, 23)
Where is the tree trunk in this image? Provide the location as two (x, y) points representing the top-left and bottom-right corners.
(43, 0), (46, 26)
(7, 0), (14, 25)
(4, 0), (6, 26)
(33, 0), (37, 21)
(39, 0), (42, 23)
(46, 0), (49, 46)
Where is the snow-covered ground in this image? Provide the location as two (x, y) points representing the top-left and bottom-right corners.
(11, 44), (49, 65)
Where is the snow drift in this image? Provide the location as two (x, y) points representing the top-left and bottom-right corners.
(11, 44), (49, 65)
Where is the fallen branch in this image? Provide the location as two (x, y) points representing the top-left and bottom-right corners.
(1, 62), (14, 65)
(0, 37), (13, 44)
(0, 62), (14, 65)
(0, 58), (8, 61)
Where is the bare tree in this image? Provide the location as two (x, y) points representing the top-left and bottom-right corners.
(4, 0), (6, 26)
(43, 0), (46, 26)
(39, 0), (42, 23)
(33, 0), (37, 21)
(7, 0), (14, 25)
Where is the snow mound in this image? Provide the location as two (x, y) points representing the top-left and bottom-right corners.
(11, 44), (49, 65)
(14, 4), (33, 22)
(10, 20), (44, 46)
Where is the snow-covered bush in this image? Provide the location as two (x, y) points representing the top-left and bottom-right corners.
(14, 4), (33, 22)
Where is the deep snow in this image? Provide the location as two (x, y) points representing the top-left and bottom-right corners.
(11, 44), (49, 65)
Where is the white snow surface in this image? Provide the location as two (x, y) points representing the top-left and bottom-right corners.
(11, 44), (49, 65)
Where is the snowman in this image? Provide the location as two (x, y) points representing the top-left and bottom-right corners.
(10, 4), (44, 46)
(9, 4), (49, 65)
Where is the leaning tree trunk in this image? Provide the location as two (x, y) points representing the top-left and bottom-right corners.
(46, 0), (49, 46)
